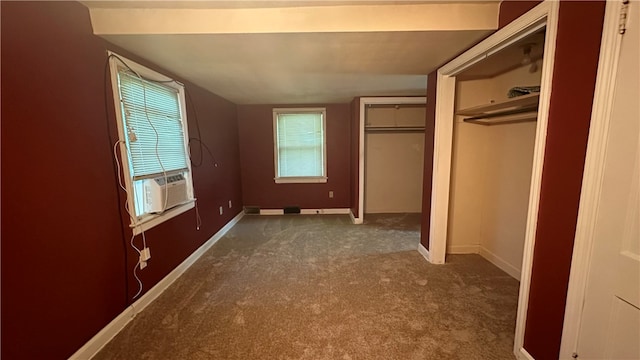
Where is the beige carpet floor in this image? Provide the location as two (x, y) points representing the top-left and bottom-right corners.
(94, 214), (519, 360)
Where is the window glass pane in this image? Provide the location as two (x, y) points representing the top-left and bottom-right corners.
(118, 71), (188, 179)
(276, 112), (324, 178)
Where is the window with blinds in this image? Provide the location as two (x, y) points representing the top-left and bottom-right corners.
(273, 108), (327, 184)
(109, 53), (194, 233)
(118, 71), (188, 179)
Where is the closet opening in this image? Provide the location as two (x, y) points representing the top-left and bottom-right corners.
(428, 3), (560, 355)
(447, 28), (546, 280)
(355, 97), (426, 226)
(364, 103), (426, 229)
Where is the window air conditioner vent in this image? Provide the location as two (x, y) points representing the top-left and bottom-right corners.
(143, 174), (189, 213)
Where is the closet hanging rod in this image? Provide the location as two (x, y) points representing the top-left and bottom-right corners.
(463, 110), (538, 125)
(365, 126), (425, 133)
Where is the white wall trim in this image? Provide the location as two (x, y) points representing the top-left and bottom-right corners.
(429, 0), (559, 354)
(257, 208), (351, 215)
(517, 347), (536, 360)
(69, 211), (245, 360)
(358, 96), (427, 228)
(559, 2), (623, 358)
(259, 209), (285, 215)
(300, 208), (351, 215)
(479, 246), (521, 280)
(447, 244), (480, 254)
(417, 243), (430, 262)
(350, 210), (363, 224)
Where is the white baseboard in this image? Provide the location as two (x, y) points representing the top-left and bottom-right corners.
(349, 210), (363, 224)
(69, 211), (245, 360)
(68, 303), (136, 360)
(259, 209), (284, 215)
(300, 208), (351, 215)
(417, 243), (430, 262)
(259, 208), (350, 215)
(447, 244), (480, 254)
(478, 246), (521, 280)
(517, 347), (535, 360)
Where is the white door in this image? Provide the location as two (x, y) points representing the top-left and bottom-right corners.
(575, 2), (640, 359)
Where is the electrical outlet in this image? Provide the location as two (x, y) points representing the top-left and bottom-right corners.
(229, 200), (232, 208)
(141, 247), (151, 261)
(329, 191), (334, 198)
(139, 258), (147, 270)
(219, 206), (223, 215)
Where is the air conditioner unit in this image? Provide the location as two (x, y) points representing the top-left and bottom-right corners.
(143, 174), (189, 213)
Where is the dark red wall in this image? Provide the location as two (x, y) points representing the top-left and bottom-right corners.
(499, 1), (543, 28)
(237, 104), (351, 209)
(419, 74), (437, 249)
(524, 2), (605, 359)
(350, 97), (361, 217)
(1, 2), (243, 359)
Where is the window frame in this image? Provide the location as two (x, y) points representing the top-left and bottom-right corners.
(272, 107), (328, 184)
(108, 52), (195, 234)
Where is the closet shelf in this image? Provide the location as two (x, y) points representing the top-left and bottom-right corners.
(456, 93), (539, 125)
(365, 126), (425, 133)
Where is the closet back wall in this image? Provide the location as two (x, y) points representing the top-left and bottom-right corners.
(365, 106), (425, 213)
(237, 104), (351, 210)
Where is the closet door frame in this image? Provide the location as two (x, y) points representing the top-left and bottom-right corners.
(429, 1), (559, 359)
(354, 96), (426, 225)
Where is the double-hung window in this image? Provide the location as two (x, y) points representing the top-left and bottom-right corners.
(273, 108), (327, 183)
(109, 53), (194, 233)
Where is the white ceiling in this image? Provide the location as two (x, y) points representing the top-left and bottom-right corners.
(84, 1), (499, 104)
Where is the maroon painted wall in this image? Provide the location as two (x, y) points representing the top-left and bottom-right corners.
(499, 1), (543, 28)
(523, 2), (605, 359)
(1, 2), (243, 359)
(237, 104), (351, 209)
(350, 97), (361, 217)
(419, 74), (437, 249)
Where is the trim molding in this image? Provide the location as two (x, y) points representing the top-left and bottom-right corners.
(259, 209), (284, 215)
(517, 347), (536, 360)
(258, 208), (351, 215)
(350, 210), (363, 224)
(559, 2), (624, 358)
(478, 246), (521, 280)
(300, 208), (351, 215)
(417, 243), (430, 262)
(69, 211), (245, 360)
(447, 244), (480, 254)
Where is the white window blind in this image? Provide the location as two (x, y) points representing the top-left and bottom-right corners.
(118, 70), (188, 179)
(275, 111), (325, 178)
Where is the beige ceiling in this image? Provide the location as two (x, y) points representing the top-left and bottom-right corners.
(84, 1), (499, 104)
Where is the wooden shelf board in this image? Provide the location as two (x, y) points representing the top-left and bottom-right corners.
(456, 93), (540, 116)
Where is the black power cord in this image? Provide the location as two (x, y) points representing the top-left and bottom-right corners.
(103, 54), (131, 306)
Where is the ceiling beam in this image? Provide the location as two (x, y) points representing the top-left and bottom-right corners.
(89, 3), (499, 35)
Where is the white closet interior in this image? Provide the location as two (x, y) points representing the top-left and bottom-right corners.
(447, 29), (545, 279)
(364, 104), (426, 214)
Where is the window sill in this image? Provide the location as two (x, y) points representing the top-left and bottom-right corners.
(130, 200), (195, 235)
(275, 177), (328, 184)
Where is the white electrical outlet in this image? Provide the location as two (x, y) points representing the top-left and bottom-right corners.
(219, 206), (223, 215)
(229, 200), (232, 208)
(329, 191), (334, 198)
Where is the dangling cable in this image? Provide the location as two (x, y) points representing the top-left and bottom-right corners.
(194, 199), (202, 231)
(130, 232), (143, 300)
